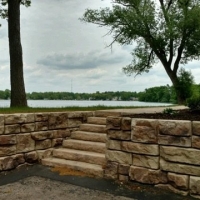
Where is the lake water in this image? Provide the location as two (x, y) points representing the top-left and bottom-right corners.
(0, 100), (173, 108)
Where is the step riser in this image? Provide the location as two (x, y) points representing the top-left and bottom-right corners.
(87, 117), (106, 125)
(80, 124), (107, 133)
(71, 132), (107, 143)
(53, 150), (106, 165)
(41, 158), (104, 177)
(63, 140), (105, 153)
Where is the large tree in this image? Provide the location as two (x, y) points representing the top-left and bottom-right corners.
(82, 0), (200, 104)
(0, 0), (31, 107)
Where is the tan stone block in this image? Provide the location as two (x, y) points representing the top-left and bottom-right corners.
(190, 176), (200, 195)
(21, 123), (35, 133)
(106, 139), (121, 150)
(0, 157), (14, 171)
(108, 130), (131, 140)
(0, 115), (4, 126)
(52, 138), (63, 147)
(35, 113), (48, 122)
(67, 112), (83, 118)
(48, 113), (68, 129)
(35, 139), (51, 150)
(118, 164), (130, 175)
(155, 184), (189, 196)
(31, 130), (53, 140)
(12, 154), (25, 166)
(168, 172), (189, 190)
(5, 114), (34, 124)
(132, 154), (159, 169)
(119, 175), (129, 182)
(35, 122), (48, 131)
(106, 116), (122, 130)
(0, 126), (4, 135)
(37, 149), (53, 161)
(158, 135), (191, 147)
(160, 158), (200, 176)
(105, 150), (132, 164)
(129, 166), (167, 184)
(121, 141), (159, 156)
(159, 120), (191, 136)
(0, 145), (16, 156)
(25, 151), (38, 163)
(5, 124), (20, 134)
(160, 146), (200, 165)
(0, 135), (16, 145)
(192, 136), (200, 149)
(53, 129), (71, 138)
(132, 119), (158, 143)
(104, 161), (118, 179)
(193, 121), (200, 136)
(16, 133), (35, 153)
(68, 118), (82, 127)
(121, 117), (131, 131)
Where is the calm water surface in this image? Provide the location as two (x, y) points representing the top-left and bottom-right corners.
(0, 100), (173, 108)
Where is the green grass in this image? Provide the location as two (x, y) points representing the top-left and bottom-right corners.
(0, 105), (146, 114)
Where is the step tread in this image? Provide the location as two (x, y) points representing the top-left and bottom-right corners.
(87, 117), (107, 125)
(63, 139), (105, 146)
(80, 124), (107, 133)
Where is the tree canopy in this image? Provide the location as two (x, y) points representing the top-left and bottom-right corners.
(82, 0), (200, 104)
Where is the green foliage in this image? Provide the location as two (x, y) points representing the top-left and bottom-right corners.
(187, 95), (200, 110)
(162, 108), (178, 115)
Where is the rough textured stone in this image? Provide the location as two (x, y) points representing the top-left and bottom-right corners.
(48, 113), (68, 129)
(121, 117), (131, 131)
(190, 176), (200, 195)
(158, 135), (191, 147)
(35, 113), (48, 122)
(16, 133), (35, 153)
(118, 164), (130, 175)
(119, 174), (129, 182)
(68, 118), (82, 127)
(107, 130), (131, 140)
(0, 115), (4, 126)
(0, 145), (16, 156)
(192, 136), (200, 149)
(5, 114), (34, 124)
(132, 119), (158, 144)
(0, 126), (4, 135)
(106, 116), (122, 130)
(12, 154), (25, 166)
(106, 139), (121, 150)
(160, 146), (200, 165)
(21, 123), (35, 133)
(25, 151), (38, 163)
(121, 141), (159, 156)
(0, 157), (14, 171)
(129, 166), (167, 184)
(31, 131), (53, 140)
(132, 154), (159, 169)
(160, 158), (200, 176)
(104, 161), (118, 179)
(105, 150), (132, 164)
(52, 138), (63, 147)
(155, 184), (189, 196)
(53, 129), (71, 138)
(35, 122), (48, 131)
(0, 135), (16, 145)
(193, 121), (200, 136)
(35, 139), (52, 150)
(67, 112), (83, 118)
(159, 120), (191, 136)
(168, 172), (189, 190)
(5, 124), (20, 134)
(37, 149), (53, 161)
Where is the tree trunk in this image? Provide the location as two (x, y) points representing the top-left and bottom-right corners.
(8, 0), (27, 107)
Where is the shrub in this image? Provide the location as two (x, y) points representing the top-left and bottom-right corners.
(187, 95), (200, 110)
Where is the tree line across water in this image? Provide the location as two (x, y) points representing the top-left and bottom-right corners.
(0, 84), (200, 104)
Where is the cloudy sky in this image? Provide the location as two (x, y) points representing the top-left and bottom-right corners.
(0, 0), (199, 93)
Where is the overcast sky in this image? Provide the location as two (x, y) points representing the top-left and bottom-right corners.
(0, 0), (199, 93)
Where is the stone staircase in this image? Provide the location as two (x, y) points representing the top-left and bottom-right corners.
(42, 116), (107, 177)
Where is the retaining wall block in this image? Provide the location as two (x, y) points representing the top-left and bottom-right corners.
(0, 135), (16, 145)
(106, 116), (122, 130)
(192, 136), (200, 149)
(31, 130), (54, 141)
(53, 129), (71, 138)
(37, 148), (53, 161)
(35, 122), (48, 131)
(52, 138), (63, 147)
(0, 126), (4, 135)
(106, 139), (121, 150)
(0, 145), (16, 157)
(48, 113), (68, 129)
(193, 121), (200, 136)
(5, 124), (20, 134)
(25, 151), (38, 163)
(35, 113), (49, 122)
(107, 130), (131, 140)
(0, 156), (14, 171)
(21, 123), (35, 133)
(35, 139), (52, 150)
(118, 164), (130, 175)
(190, 176), (200, 196)
(104, 161), (118, 179)
(5, 114), (34, 125)
(121, 117), (131, 131)
(67, 118), (83, 128)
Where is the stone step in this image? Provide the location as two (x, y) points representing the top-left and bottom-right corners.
(87, 117), (106, 125)
(80, 124), (107, 133)
(95, 111), (121, 117)
(63, 139), (106, 153)
(71, 131), (107, 143)
(41, 157), (104, 177)
(53, 148), (106, 165)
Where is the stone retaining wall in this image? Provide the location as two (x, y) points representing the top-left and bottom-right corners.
(105, 116), (200, 199)
(0, 111), (93, 171)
